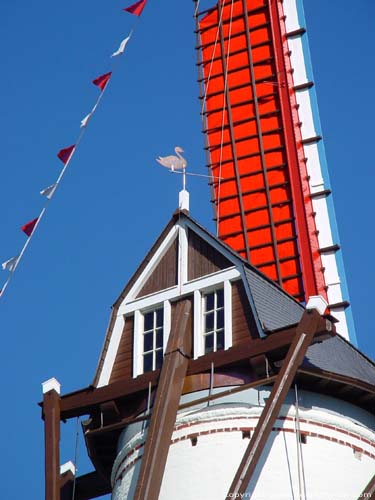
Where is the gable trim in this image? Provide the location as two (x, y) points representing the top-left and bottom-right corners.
(97, 315), (125, 388)
(125, 225), (178, 303)
(118, 267), (240, 316)
(178, 223), (188, 285)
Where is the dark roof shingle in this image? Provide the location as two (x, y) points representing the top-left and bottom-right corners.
(304, 335), (375, 387)
(243, 266), (304, 332)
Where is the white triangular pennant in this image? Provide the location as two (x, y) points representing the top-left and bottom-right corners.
(111, 33), (132, 57)
(40, 184), (57, 199)
(80, 112), (92, 128)
(2, 256), (18, 272)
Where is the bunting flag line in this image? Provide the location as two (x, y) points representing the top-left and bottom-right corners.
(40, 184), (57, 199)
(111, 33), (132, 57)
(92, 72), (112, 91)
(2, 256), (19, 272)
(123, 0), (147, 16)
(21, 217), (39, 237)
(57, 145), (76, 165)
(0, 0), (147, 298)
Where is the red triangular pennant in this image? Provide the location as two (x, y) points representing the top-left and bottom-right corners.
(123, 0), (147, 16)
(92, 72), (112, 91)
(21, 217), (38, 237)
(57, 145), (76, 165)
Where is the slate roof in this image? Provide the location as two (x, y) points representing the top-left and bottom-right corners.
(304, 335), (375, 388)
(243, 265), (304, 332)
(183, 213), (375, 389)
(96, 209), (375, 393)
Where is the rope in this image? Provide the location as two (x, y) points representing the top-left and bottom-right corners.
(194, 0), (227, 233)
(170, 170), (222, 180)
(216, 0), (235, 236)
(208, 361), (215, 406)
(71, 417), (81, 500)
(294, 384), (307, 500)
(199, 2), (226, 117)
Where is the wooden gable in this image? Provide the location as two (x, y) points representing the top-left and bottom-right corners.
(136, 238), (178, 298)
(109, 315), (133, 384)
(188, 228), (232, 280)
(232, 280), (260, 343)
(95, 211), (288, 387)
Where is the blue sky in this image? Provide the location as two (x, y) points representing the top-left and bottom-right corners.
(0, 1), (374, 498)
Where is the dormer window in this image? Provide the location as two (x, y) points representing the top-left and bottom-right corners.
(194, 281), (232, 359)
(203, 288), (225, 354)
(133, 301), (171, 377)
(142, 308), (164, 372)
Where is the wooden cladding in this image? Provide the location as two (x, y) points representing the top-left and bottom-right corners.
(137, 238), (178, 298)
(188, 229), (232, 280)
(110, 282), (257, 384)
(232, 280), (259, 342)
(109, 315), (133, 384)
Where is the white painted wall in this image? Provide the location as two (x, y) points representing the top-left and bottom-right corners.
(112, 388), (375, 500)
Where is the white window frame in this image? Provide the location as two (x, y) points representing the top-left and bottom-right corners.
(193, 280), (232, 359)
(133, 300), (171, 377)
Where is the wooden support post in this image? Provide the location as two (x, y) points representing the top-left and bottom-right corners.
(358, 473), (375, 500)
(133, 299), (192, 500)
(60, 462), (75, 500)
(42, 378), (61, 500)
(227, 308), (324, 497)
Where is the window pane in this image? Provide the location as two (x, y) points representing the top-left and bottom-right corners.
(144, 311), (153, 332)
(217, 308), (224, 329)
(156, 329), (163, 349)
(143, 352), (153, 373)
(216, 288), (224, 307)
(156, 308), (164, 327)
(205, 312), (214, 332)
(155, 349), (163, 369)
(205, 333), (214, 353)
(217, 330), (224, 350)
(205, 293), (215, 311)
(143, 332), (153, 352)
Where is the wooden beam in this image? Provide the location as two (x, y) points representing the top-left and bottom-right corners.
(42, 379), (61, 500)
(227, 309), (324, 497)
(54, 320), (333, 421)
(298, 368), (375, 395)
(60, 469), (74, 500)
(357, 473), (375, 500)
(59, 371), (160, 420)
(85, 375), (278, 439)
(187, 321), (332, 375)
(60, 470), (111, 500)
(133, 299), (192, 500)
(74, 471), (111, 500)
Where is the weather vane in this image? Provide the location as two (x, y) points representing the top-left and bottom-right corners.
(156, 146), (187, 190)
(156, 146), (223, 212)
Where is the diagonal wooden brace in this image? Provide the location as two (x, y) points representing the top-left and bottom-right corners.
(227, 308), (326, 497)
(358, 473), (375, 500)
(133, 299), (192, 500)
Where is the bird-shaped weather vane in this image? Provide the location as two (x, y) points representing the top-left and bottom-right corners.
(156, 146), (223, 211)
(156, 146), (187, 190)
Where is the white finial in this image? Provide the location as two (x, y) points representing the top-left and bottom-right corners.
(306, 295), (328, 315)
(42, 377), (61, 394)
(179, 189), (190, 211)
